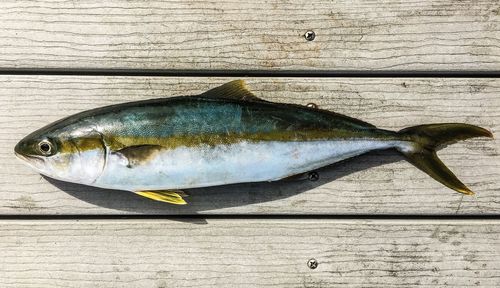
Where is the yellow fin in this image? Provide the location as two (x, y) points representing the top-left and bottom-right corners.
(199, 80), (266, 102)
(135, 190), (187, 205)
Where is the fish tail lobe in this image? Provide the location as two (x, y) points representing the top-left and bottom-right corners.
(396, 123), (493, 195)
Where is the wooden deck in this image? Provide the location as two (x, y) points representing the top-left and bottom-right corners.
(0, 1), (499, 287)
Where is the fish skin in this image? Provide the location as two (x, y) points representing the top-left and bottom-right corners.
(63, 96), (392, 146)
(14, 80), (493, 200)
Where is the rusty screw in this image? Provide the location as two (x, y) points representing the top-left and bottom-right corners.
(304, 31), (316, 41)
(307, 258), (318, 269)
(308, 171), (319, 182)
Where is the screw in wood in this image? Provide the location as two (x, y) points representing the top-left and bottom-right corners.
(304, 31), (316, 41)
(306, 102), (318, 109)
(308, 171), (319, 182)
(307, 258), (318, 269)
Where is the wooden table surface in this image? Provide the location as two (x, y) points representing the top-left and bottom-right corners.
(0, 1), (499, 287)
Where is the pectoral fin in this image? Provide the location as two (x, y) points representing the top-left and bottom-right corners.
(114, 145), (163, 168)
(135, 190), (188, 205)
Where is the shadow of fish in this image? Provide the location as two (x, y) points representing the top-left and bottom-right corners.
(14, 80), (493, 204)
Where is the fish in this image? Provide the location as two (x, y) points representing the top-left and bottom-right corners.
(14, 80), (493, 205)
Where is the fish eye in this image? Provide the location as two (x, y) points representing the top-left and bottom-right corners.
(37, 140), (53, 155)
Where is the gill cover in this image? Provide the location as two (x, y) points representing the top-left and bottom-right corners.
(66, 136), (107, 185)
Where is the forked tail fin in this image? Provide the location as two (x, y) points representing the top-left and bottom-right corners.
(397, 124), (493, 195)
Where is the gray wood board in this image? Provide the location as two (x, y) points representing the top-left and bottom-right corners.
(1, 219), (499, 287)
(0, 0), (498, 71)
(1, 76), (498, 215)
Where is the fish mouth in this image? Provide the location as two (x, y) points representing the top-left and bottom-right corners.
(14, 151), (44, 167)
(14, 151), (27, 161)
(15, 151), (34, 160)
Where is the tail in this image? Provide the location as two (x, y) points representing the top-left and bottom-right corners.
(396, 123), (493, 195)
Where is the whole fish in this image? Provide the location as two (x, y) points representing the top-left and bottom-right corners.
(14, 80), (493, 204)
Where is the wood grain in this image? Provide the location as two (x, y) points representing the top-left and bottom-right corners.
(1, 76), (498, 215)
(0, 0), (498, 71)
(0, 219), (499, 287)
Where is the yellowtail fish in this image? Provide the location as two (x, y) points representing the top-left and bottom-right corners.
(14, 80), (493, 205)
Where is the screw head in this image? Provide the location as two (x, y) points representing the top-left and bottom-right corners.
(306, 102), (318, 109)
(304, 30), (316, 41)
(307, 258), (318, 269)
(308, 171), (319, 182)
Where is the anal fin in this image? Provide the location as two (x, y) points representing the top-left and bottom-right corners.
(135, 190), (188, 205)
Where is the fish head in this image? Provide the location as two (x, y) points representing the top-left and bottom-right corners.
(15, 124), (106, 185)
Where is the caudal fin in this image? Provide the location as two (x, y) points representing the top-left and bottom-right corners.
(397, 124), (493, 195)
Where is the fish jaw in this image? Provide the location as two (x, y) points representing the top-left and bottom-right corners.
(14, 151), (46, 172)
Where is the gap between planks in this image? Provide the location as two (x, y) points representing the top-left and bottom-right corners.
(0, 215), (500, 221)
(0, 68), (499, 78)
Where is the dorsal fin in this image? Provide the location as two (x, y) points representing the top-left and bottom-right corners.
(199, 80), (266, 102)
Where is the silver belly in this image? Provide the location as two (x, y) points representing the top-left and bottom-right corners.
(94, 140), (404, 191)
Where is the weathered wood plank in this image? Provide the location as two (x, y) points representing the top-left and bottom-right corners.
(0, 219), (499, 287)
(0, 0), (498, 71)
(1, 76), (498, 215)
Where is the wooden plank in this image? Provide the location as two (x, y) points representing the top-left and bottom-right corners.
(0, 219), (499, 287)
(1, 76), (498, 215)
(0, 0), (498, 71)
